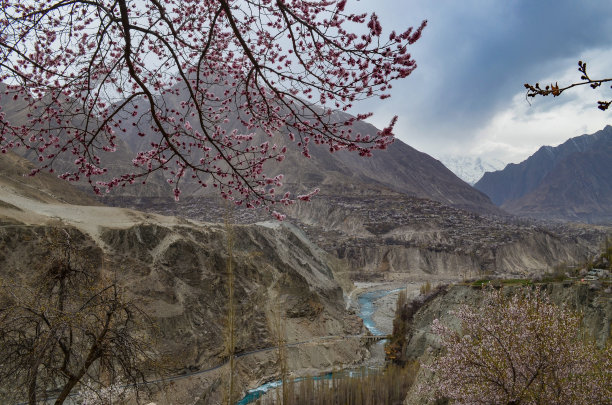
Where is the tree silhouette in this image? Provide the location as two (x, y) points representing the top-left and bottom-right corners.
(0, 0), (426, 214)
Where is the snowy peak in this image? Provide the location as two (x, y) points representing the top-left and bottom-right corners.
(438, 155), (505, 185)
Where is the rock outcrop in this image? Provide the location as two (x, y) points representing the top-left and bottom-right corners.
(284, 193), (605, 280)
(109, 186), (607, 282)
(0, 166), (367, 403)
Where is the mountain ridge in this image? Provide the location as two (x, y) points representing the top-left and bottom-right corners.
(474, 125), (612, 223)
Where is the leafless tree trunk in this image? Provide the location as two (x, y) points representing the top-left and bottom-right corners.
(275, 293), (288, 405)
(0, 228), (158, 404)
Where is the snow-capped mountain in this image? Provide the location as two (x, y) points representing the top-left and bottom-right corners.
(439, 155), (506, 185)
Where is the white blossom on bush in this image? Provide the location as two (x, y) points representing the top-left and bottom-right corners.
(421, 287), (611, 404)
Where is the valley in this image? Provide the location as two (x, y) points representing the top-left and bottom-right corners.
(0, 101), (610, 403)
(1, 1), (612, 402)
(0, 159), (402, 403)
(0, 148), (609, 404)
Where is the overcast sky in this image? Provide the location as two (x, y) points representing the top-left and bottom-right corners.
(350, 0), (612, 164)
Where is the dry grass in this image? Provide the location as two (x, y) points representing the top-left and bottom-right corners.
(254, 363), (419, 405)
(419, 282), (432, 295)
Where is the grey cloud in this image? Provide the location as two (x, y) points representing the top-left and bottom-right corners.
(360, 0), (612, 150)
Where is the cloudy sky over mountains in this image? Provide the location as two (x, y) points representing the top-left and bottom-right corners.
(353, 0), (612, 164)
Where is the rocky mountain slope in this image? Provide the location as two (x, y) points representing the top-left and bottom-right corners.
(270, 127), (501, 215)
(0, 154), (367, 403)
(130, 183), (607, 282)
(475, 125), (612, 223)
(0, 152), (102, 207)
(98, 83), (500, 213)
(284, 192), (605, 280)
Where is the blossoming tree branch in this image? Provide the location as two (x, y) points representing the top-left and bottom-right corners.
(0, 0), (426, 217)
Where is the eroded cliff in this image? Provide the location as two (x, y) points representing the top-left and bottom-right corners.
(0, 179), (366, 403)
(287, 194), (605, 280)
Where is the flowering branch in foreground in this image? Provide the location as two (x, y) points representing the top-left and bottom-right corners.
(0, 0), (425, 212)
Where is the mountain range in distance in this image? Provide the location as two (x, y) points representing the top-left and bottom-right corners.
(474, 125), (612, 224)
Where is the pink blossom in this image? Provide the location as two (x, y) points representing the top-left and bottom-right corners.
(420, 287), (612, 404)
(0, 0), (426, 217)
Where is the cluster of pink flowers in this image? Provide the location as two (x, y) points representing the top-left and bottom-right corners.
(0, 0), (425, 213)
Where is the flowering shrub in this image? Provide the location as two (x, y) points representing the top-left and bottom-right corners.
(422, 287), (611, 404)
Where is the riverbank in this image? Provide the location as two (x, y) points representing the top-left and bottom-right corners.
(351, 279), (453, 336)
(237, 282), (408, 404)
(238, 277), (448, 403)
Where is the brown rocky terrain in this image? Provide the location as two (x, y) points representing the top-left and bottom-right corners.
(286, 192), (607, 280)
(0, 155), (370, 404)
(0, 152), (102, 207)
(116, 185), (608, 282)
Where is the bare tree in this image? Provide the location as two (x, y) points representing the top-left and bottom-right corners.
(224, 205), (237, 405)
(274, 295), (288, 405)
(0, 229), (157, 405)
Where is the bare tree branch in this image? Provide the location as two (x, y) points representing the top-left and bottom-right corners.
(525, 60), (612, 111)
